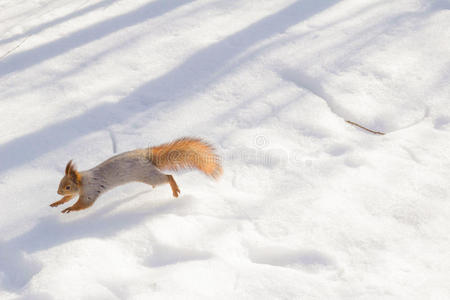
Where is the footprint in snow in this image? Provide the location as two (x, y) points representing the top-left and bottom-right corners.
(145, 244), (212, 268)
(248, 246), (336, 272)
(434, 116), (450, 130)
(325, 144), (351, 157)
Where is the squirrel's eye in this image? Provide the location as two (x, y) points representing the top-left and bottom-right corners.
(65, 186), (71, 190)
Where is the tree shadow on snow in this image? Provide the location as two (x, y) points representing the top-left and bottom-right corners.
(0, 0), (117, 46)
(0, 0), (339, 175)
(0, 0), (195, 76)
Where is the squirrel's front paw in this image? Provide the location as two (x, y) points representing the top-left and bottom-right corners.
(50, 201), (62, 207)
(61, 207), (72, 213)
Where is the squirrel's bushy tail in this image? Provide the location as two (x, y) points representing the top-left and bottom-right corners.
(150, 137), (222, 179)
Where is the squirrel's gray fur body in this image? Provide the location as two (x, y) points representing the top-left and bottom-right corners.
(79, 149), (167, 205)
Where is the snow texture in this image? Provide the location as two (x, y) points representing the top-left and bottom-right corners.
(0, 0), (449, 299)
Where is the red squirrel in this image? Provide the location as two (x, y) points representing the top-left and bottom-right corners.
(51, 137), (222, 213)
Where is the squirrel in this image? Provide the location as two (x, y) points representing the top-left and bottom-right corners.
(50, 137), (222, 213)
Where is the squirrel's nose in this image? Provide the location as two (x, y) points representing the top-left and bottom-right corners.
(57, 190), (63, 195)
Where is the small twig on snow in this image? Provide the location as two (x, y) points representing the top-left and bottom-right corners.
(346, 120), (385, 135)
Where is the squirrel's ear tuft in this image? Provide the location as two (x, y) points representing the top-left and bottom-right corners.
(65, 160), (73, 175)
(68, 162), (81, 184)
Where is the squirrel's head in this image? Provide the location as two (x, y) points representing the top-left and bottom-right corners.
(57, 160), (81, 196)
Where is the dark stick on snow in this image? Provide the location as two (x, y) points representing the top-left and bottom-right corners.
(346, 120), (385, 135)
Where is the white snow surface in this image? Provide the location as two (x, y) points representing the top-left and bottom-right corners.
(0, 0), (449, 299)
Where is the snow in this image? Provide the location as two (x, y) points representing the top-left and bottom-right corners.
(0, 0), (449, 298)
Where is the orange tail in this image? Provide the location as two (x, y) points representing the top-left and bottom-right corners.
(150, 137), (222, 179)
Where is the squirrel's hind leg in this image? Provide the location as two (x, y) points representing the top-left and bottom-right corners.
(142, 172), (180, 198)
(167, 175), (180, 198)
